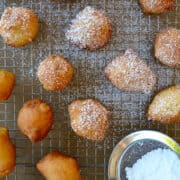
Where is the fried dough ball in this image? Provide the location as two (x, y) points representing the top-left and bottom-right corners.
(0, 127), (15, 177)
(155, 28), (180, 68)
(68, 99), (109, 141)
(66, 6), (111, 51)
(0, 69), (15, 101)
(37, 151), (82, 180)
(104, 49), (156, 94)
(0, 7), (39, 47)
(17, 99), (53, 142)
(148, 86), (180, 123)
(37, 55), (74, 91)
(138, 0), (174, 14)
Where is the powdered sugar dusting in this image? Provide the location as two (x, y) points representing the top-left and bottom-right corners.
(105, 49), (156, 93)
(0, 7), (32, 42)
(148, 86), (180, 122)
(69, 99), (109, 141)
(139, 0), (174, 13)
(144, 0), (172, 8)
(155, 28), (180, 67)
(0, 7), (38, 47)
(66, 6), (111, 50)
(0, 7), (31, 30)
(37, 55), (73, 91)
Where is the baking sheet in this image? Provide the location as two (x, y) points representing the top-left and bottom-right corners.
(0, 0), (179, 179)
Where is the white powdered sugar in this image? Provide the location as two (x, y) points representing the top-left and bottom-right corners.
(66, 6), (111, 50)
(155, 28), (180, 67)
(126, 148), (180, 180)
(0, 7), (31, 30)
(69, 99), (109, 141)
(105, 49), (156, 93)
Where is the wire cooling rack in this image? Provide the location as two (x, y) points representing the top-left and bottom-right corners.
(0, 0), (179, 179)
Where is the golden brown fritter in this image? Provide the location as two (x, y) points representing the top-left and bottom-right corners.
(66, 6), (111, 51)
(37, 151), (82, 180)
(68, 99), (109, 141)
(17, 99), (53, 142)
(0, 7), (39, 47)
(155, 28), (180, 68)
(0, 69), (15, 101)
(0, 127), (16, 177)
(104, 49), (156, 94)
(148, 86), (180, 123)
(139, 0), (174, 14)
(37, 55), (74, 91)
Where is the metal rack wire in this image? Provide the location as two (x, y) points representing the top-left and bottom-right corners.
(0, 0), (179, 179)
